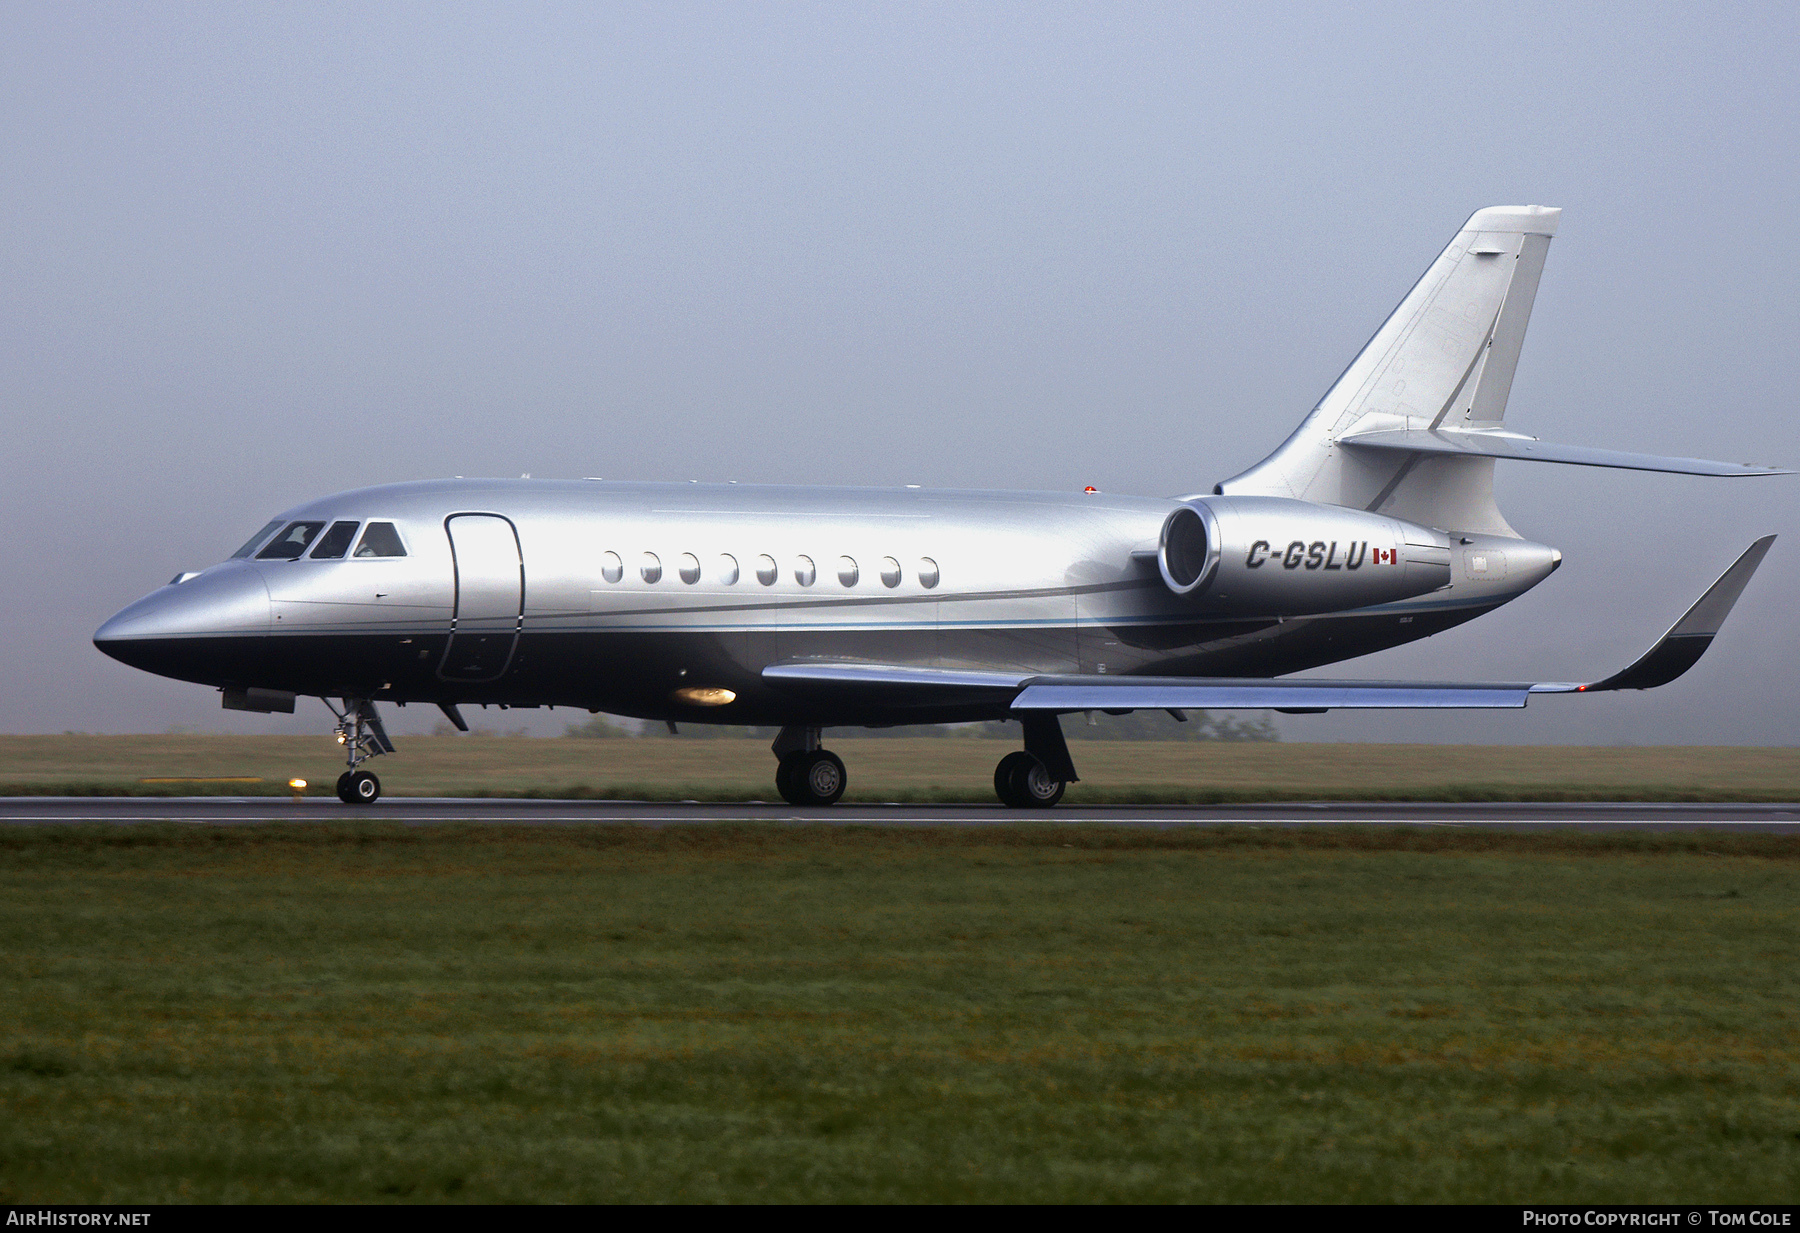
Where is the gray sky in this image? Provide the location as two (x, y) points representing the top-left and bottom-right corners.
(3, 1), (1795, 743)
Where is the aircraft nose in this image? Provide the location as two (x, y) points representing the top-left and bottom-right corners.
(94, 566), (271, 685)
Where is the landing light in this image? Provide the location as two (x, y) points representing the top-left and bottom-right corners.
(288, 778), (307, 802)
(672, 687), (736, 707)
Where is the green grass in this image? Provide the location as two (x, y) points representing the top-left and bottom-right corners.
(3, 824), (1800, 1202)
(4, 735), (1799, 801)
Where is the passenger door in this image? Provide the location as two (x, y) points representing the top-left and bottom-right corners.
(439, 514), (524, 682)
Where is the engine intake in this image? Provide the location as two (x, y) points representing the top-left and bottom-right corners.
(1156, 503), (1221, 595)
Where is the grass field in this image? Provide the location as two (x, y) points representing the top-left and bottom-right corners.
(3, 734), (1799, 801)
(3, 824), (1799, 1202)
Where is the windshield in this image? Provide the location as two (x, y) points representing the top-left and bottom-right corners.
(353, 522), (406, 557)
(256, 521), (326, 560)
(309, 521), (361, 559)
(230, 520), (285, 559)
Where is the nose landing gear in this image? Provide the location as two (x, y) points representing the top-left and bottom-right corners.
(325, 698), (394, 805)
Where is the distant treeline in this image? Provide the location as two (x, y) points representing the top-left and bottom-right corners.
(560, 710), (1278, 743)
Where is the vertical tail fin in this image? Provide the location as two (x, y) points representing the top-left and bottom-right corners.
(1218, 205), (1560, 535)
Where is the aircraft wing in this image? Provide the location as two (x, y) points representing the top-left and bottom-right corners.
(762, 536), (1775, 714)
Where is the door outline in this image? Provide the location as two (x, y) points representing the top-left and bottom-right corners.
(438, 512), (525, 683)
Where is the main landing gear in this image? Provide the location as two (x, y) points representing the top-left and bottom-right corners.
(325, 698), (395, 805)
(993, 751), (1065, 808)
(993, 713), (1079, 810)
(771, 726), (846, 806)
(766, 715), (1080, 810)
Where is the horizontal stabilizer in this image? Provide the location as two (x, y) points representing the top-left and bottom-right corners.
(764, 537), (1773, 712)
(1340, 428), (1791, 477)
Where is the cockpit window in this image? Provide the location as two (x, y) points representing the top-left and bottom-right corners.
(353, 522), (407, 558)
(256, 521), (326, 560)
(309, 521), (361, 559)
(231, 520), (285, 559)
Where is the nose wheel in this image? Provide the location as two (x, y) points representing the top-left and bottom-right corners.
(336, 770), (381, 805)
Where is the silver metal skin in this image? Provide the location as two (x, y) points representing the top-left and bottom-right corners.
(92, 475), (1576, 717)
(92, 204), (1787, 803)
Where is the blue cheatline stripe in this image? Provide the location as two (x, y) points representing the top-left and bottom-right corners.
(237, 599), (1504, 639)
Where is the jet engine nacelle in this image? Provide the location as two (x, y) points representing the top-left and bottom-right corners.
(1157, 495), (1451, 615)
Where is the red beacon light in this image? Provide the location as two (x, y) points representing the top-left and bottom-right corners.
(1083, 486), (1098, 494)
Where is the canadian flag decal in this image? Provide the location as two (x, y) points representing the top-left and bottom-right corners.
(1373, 547), (1398, 565)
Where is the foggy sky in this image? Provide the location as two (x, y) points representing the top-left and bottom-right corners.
(3, 1), (1796, 744)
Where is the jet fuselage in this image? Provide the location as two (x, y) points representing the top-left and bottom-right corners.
(95, 478), (1559, 728)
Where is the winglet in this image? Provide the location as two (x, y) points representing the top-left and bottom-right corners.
(1574, 536), (1776, 692)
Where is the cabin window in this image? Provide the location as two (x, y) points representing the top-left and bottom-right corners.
(918, 557), (939, 588)
(755, 555), (778, 586)
(678, 553), (701, 584)
(718, 554), (739, 585)
(640, 552), (662, 583)
(309, 521), (361, 559)
(880, 556), (902, 588)
(353, 522), (407, 558)
(231, 520), (284, 559)
(601, 551), (623, 583)
(837, 556), (858, 587)
(794, 555), (816, 586)
(256, 521), (325, 560)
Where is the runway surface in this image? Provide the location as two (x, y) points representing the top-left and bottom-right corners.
(3, 797), (1799, 830)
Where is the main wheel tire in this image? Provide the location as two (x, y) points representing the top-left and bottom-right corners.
(335, 771), (356, 804)
(775, 752), (807, 806)
(346, 770), (381, 805)
(997, 751), (1065, 809)
(795, 750), (846, 806)
(994, 751), (1036, 807)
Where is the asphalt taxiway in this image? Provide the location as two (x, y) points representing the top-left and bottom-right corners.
(1, 797), (1797, 831)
